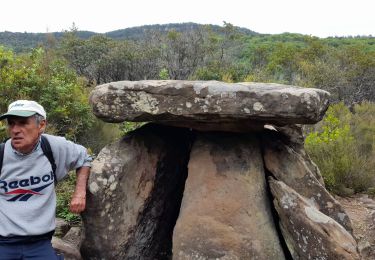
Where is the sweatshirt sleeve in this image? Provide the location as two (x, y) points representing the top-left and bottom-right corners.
(44, 134), (92, 181)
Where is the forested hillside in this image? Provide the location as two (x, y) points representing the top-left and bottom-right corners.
(0, 22), (257, 52)
(1, 22), (374, 197)
(52, 24), (374, 104)
(0, 31), (96, 53)
(105, 22), (258, 40)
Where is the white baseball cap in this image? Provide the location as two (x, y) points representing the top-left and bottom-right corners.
(0, 100), (47, 120)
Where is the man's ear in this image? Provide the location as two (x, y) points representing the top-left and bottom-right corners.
(39, 120), (47, 133)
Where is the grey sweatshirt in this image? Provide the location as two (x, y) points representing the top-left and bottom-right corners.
(0, 134), (91, 237)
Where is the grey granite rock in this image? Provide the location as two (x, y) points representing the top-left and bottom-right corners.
(90, 80), (330, 129)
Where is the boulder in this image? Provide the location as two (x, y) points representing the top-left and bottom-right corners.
(173, 133), (285, 259)
(55, 218), (70, 238)
(262, 129), (353, 233)
(266, 124), (325, 185)
(52, 237), (82, 260)
(63, 227), (82, 249)
(81, 124), (194, 259)
(89, 80), (330, 130)
(269, 178), (360, 260)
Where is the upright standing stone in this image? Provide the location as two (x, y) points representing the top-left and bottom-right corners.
(173, 133), (285, 259)
(81, 124), (194, 259)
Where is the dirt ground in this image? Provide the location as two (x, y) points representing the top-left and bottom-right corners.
(336, 194), (375, 260)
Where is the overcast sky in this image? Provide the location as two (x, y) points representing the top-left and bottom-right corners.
(1, 0), (374, 38)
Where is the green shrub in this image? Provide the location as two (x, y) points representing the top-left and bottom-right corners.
(305, 102), (375, 194)
(158, 68), (170, 80)
(351, 102), (375, 155)
(0, 47), (94, 142)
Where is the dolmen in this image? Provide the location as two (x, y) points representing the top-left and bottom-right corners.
(81, 80), (360, 259)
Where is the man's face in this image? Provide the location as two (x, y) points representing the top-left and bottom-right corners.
(7, 116), (46, 154)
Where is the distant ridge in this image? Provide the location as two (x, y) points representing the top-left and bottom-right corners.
(105, 22), (258, 40)
(0, 31), (96, 51)
(0, 22), (258, 52)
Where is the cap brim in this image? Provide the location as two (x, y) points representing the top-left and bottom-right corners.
(0, 111), (37, 120)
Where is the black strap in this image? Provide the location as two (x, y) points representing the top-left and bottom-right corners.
(40, 135), (57, 186)
(0, 136), (57, 185)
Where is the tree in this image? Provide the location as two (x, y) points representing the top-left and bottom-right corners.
(161, 29), (205, 79)
(266, 42), (299, 83)
(60, 33), (113, 85)
(0, 46), (93, 142)
(337, 45), (375, 104)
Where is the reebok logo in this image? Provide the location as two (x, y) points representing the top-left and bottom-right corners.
(0, 171), (54, 201)
(5, 182), (53, 201)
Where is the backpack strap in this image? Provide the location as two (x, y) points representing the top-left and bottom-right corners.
(40, 135), (57, 186)
(0, 142), (4, 177)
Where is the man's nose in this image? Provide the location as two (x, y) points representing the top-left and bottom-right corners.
(10, 124), (21, 134)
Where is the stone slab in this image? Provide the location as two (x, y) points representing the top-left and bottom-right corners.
(90, 80), (330, 127)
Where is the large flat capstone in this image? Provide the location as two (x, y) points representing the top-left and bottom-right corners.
(90, 80), (330, 128)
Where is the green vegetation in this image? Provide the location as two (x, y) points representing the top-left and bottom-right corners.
(305, 103), (375, 195)
(53, 24), (375, 104)
(0, 46), (93, 142)
(1, 23), (374, 220)
(0, 23), (257, 52)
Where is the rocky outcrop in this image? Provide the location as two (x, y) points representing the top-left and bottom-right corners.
(82, 80), (357, 259)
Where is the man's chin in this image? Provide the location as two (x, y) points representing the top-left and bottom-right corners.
(11, 142), (27, 153)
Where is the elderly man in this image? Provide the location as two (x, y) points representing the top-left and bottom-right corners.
(0, 100), (91, 259)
